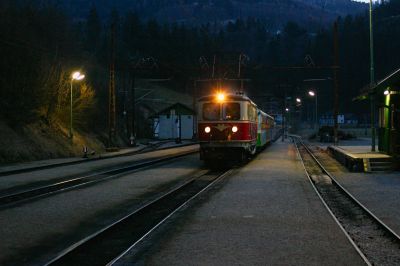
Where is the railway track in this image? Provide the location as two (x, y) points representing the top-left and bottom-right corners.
(0, 150), (197, 208)
(0, 143), (197, 177)
(44, 169), (234, 266)
(293, 136), (400, 266)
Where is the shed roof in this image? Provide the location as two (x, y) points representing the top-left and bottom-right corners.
(355, 68), (400, 101)
(155, 102), (195, 116)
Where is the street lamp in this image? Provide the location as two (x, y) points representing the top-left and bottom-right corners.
(70, 71), (85, 138)
(308, 90), (318, 130)
(369, 0), (376, 151)
(296, 98), (301, 103)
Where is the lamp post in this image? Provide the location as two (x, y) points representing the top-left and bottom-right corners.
(70, 71), (85, 139)
(308, 90), (318, 131)
(369, 0), (376, 151)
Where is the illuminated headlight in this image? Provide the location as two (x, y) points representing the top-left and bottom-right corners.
(216, 92), (225, 102)
(232, 126), (238, 133)
(205, 126), (211, 133)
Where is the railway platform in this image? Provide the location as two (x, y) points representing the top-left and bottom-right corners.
(314, 138), (394, 172)
(120, 140), (366, 265)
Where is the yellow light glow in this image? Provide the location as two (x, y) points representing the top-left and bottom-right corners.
(72, 72), (81, 79)
(232, 126), (238, 133)
(72, 71), (85, 81)
(216, 92), (225, 102)
(205, 126), (211, 133)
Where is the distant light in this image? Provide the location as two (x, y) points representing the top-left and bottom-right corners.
(216, 92), (225, 102)
(296, 98), (301, 103)
(308, 90), (315, 97)
(384, 90), (389, 95)
(232, 126), (238, 133)
(205, 126), (211, 133)
(285, 108), (289, 112)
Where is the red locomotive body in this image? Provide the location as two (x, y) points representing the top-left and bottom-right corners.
(197, 93), (273, 162)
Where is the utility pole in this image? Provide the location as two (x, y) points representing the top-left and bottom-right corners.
(333, 21), (340, 146)
(212, 55), (216, 79)
(369, 0), (376, 151)
(282, 85), (286, 142)
(130, 69), (136, 146)
(108, 22), (117, 148)
(192, 79), (198, 140)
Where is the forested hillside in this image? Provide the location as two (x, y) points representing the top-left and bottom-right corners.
(1, 0), (400, 162)
(3, 0), (367, 30)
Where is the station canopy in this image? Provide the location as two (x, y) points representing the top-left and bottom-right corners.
(355, 68), (400, 101)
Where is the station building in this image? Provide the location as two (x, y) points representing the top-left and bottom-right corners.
(152, 103), (196, 140)
(358, 68), (400, 158)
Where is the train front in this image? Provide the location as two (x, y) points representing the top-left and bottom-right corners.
(197, 92), (258, 162)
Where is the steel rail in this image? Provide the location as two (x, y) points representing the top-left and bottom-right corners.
(293, 136), (400, 265)
(297, 138), (400, 241)
(0, 143), (198, 177)
(107, 168), (234, 265)
(0, 150), (197, 208)
(293, 138), (372, 266)
(44, 169), (234, 266)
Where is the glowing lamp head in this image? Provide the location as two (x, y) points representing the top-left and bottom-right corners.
(308, 91), (315, 97)
(205, 126), (211, 133)
(384, 90), (390, 95)
(72, 72), (81, 79)
(296, 98), (301, 103)
(232, 126), (238, 133)
(72, 71), (85, 80)
(216, 93), (225, 102)
(285, 108), (290, 112)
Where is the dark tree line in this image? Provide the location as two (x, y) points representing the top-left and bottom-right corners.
(1, 1), (400, 137)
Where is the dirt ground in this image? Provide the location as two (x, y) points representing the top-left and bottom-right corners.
(0, 120), (106, 164)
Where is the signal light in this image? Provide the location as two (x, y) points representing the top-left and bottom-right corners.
(216, 93), (225, 102)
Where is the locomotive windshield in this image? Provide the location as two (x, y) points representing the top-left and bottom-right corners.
(203, 103), (220, 120)
(202, 102), (240, 120)
(223, 103), (240, 120)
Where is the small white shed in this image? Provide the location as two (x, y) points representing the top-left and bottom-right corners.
(153, 103), (196, 140)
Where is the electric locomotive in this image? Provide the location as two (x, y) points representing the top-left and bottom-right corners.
(197, 92), (275, 162)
